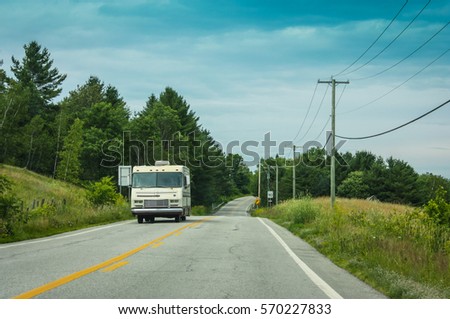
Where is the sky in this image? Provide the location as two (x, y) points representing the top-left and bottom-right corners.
(1, 0), (449, 177)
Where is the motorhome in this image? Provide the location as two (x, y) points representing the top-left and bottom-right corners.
(130, 161), (191, 223)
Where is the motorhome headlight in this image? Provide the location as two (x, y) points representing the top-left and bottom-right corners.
(134, 200), (143, 204)
(170, 199), (180, 206)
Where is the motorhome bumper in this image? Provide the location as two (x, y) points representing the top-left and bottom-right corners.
(131, 208), (183, 216)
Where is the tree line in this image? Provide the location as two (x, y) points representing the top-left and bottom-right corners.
(0, 41), (252, 206)
(1, 41), (448, 209)
(256, 149), (450, 207)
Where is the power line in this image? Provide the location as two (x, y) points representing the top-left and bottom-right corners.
(314, 83), (347, 141)
(354, 20), (450, 81)
(334, 0), (409, 77)
(295, 83), (329, 144)
(291, 82), (319, 142)
(343, 0), (431, 77)
(338, 48), (450, 115)
(336, 98), (450, 140)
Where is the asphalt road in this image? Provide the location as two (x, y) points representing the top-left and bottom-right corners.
(0, 196), (385, 299)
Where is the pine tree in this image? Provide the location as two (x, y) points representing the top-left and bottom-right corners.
(11, 41), (66, 114)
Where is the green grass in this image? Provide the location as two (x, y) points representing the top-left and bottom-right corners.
(253, 197), (450, 298)
(191, 205), (211, 216)
(0, 164), (132, 243)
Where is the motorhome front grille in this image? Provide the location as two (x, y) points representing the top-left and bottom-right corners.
(144, 199), (169, 208)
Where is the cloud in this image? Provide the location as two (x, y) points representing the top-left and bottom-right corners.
(1, 0), (449, 176)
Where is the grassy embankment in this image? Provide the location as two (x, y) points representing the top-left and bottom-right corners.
(253, 197), (450, 298)
(0, 164), (131, 243)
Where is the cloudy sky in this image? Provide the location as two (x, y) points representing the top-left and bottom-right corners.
(1, 0), (449, 176)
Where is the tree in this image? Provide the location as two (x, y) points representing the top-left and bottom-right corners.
(24, 115), (45, 169)
(56, 118), (83, 184)
(350, 150), (377, 171)
(337, 171), (369, 199)
(384, 157), (419, 204)
(226, 154), (251, 194)
(58, 77), (129, 181)
(416, 173), (450, 205)
(11, 41), (66, 117)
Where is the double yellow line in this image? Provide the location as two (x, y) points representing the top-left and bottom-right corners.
(13, 218), (210, 299)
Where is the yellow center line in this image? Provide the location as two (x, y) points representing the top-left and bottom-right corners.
(13, 217), (211, 299)
(150, 241), (164, 248)
(100, 261), (129, 273)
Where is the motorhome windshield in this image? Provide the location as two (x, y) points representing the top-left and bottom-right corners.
(132, 172), (182, 188)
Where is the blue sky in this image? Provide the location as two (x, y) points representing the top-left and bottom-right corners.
(1, 0), (449, 176)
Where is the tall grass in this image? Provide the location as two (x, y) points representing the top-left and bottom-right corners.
(253, 197), (450, 298)
(0, 165), (131, 243)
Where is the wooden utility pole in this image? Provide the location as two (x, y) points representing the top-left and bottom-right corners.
(318, 78), (349, 208)
(258, 158), (261, 199)
(292, 145), (296, 199)
(275, 164), (279, 205)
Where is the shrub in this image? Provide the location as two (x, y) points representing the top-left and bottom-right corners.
(0, 175), (23, 236)
(86, 176), (121, 207)
(286, 197), (318, 225)
(423, 186), (450, 226)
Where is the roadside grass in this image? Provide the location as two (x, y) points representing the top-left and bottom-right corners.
(191, 205), (210, 216)
(0, 165), (131, 243)
(253, 197), (450, 298)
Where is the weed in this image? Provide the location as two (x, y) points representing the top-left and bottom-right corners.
(255, 197), (450, 298)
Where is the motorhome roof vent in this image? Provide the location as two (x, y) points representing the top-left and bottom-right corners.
(155, 160), (171, 166)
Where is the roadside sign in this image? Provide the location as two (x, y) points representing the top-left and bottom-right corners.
(267, 191), (273, 199)
(118, 166), (132, 186)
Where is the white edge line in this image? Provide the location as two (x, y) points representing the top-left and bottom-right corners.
(258, 217), (343, 299)
(0, 220), (134, 250)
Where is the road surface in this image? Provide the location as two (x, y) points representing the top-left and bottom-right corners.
(0, 196), (384, 299)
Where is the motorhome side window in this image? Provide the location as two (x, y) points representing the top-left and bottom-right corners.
(132, 172), (182, 188)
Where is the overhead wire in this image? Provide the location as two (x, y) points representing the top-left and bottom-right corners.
(338, 48), (450, 115)
(342, 0), (431, 77)
(291, 82), (319, 142)
(333, 0), (409, 77)
(295, 84), (329, 144)
(314, 84), (347, 141)
(336, 98), (450, 140)
(353, 20), (450, 81)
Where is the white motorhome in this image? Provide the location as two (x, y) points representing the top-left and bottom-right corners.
(130, 161), (191, 223)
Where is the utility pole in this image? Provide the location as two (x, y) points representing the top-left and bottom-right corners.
(267, 166), (271, 206)
(258, 158), (261, 200)
(292, 145), (296, 199)
(275, 164), (279, 205)
(318, 78), (349, 208)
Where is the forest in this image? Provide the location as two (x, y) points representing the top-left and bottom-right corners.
(1, 41), (449, 209)
(0, 41), (251, 207)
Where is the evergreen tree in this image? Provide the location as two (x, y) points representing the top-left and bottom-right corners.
(10, 41), (66, 117)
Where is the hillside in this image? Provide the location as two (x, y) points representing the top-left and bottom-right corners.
(0, 164), (130, 243)
(0, 165), (89, 210)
